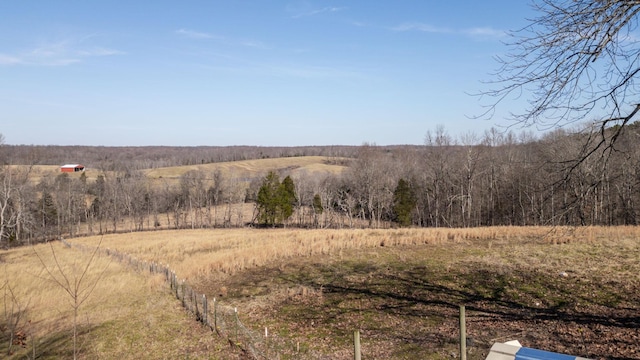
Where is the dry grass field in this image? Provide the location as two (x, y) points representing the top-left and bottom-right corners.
(8, 165), (97, 184)
(143, 155), (347, 180)
(0, 241), (244, 359)
(70, 226), (639, 359)
(10, 155), (347, 188)
(2, 226), (640, 359)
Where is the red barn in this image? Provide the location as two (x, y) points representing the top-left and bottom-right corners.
(60, 164), (85, 173)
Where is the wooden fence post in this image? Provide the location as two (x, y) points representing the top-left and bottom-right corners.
(354, 330), (361, 360)
(181, 280), (186, 307)
(193, 290), (198, 318)
(202, 294), (208, 326)
(213, 297), (217, 333)
(234, 307), (239, 345)
(460, 305), (466, 360)
(264, 327), (269, 358)
(173, 273), (177, 297)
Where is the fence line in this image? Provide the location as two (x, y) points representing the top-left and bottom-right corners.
(62, 239), (322, 359)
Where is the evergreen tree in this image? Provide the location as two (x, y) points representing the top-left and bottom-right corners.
(38, 190), (57, 227)
(312, 194), (323, 215)
(256, 172), (297, 226)
(393, 178), (416, 227)
(256, 171), (281, 226)
(278, 175), (297, 222)
(312, 193), (323, 228)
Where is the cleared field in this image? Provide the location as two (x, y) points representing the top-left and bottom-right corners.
(143, 155), (348, 179)
(9, 156), (347, 187)
(7, 165), (98, 184)
(70, 226), (640, 359)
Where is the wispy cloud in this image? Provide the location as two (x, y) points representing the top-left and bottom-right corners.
(392, 22), (451, 34)
(0, 38), (123, 67)
(175, 28), (217, 40)
(241, 40), (269, 49)
(289, 6), (346, 19)
(463, 27), (506, 39)
(350, 20), (367, 27)
(175, 28), (270, 50)
(77, 47), (124, 57)
(392, 22), (505, 39)
(0, 54), (22, 65)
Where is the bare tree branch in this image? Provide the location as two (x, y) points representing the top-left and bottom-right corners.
(479, 0), (640, 140)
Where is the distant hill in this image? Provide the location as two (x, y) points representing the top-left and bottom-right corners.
(12, 156), (350, 187)
(143, 156), (350, 179)
(0, 144), (366, 170)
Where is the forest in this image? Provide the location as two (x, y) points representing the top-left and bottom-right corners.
(1, 123), (639, 248)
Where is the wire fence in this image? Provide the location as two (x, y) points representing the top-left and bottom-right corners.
(59, 238), (595, 360)
(62, 239), (320, 359)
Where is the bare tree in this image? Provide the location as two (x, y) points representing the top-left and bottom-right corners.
(482, 0), (640, 161)
(348, 144), (396, 228)
(422, 126), (455, 227)
(0, 165), (34, 247)
(33, 239), (109, 360)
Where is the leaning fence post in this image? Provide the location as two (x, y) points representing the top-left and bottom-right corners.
(354, 330), (361, 360)
(460, 305), (466, 360)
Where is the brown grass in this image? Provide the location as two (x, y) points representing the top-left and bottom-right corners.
(74, 226), (640, 359)
(9, 165), (106, 184)
(4, 225), (639, 359)
(0, 241), (237, 359)
(73, 225), (632, 287)
(143, 155), (347, 179)
(11, 156), (346, 190)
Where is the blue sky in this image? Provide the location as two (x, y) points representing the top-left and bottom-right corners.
(0, 1), (535, 146)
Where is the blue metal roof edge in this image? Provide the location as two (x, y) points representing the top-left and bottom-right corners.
(516, 346), (584, 360)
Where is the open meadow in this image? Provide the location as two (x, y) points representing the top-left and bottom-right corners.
(22, 226), (633, 359)
(142, 155), (348, 181)
(0, 240), (245, 359)
(9, 155), (346, 198)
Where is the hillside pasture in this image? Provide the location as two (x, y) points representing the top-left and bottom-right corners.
(8, 165), (96, 185)
(10, 155), (347, 188)
(72, 226), (640, 359)
(143, 155), (348, 180)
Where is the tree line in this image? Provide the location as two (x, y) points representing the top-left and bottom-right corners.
(1, 144), (361, 171)
(2, 123), (640, 248)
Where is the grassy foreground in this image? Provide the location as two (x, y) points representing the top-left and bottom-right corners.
(74, 226), (640, 359)
(0, 241), (242, 359)
(3, 226), (640, 359)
